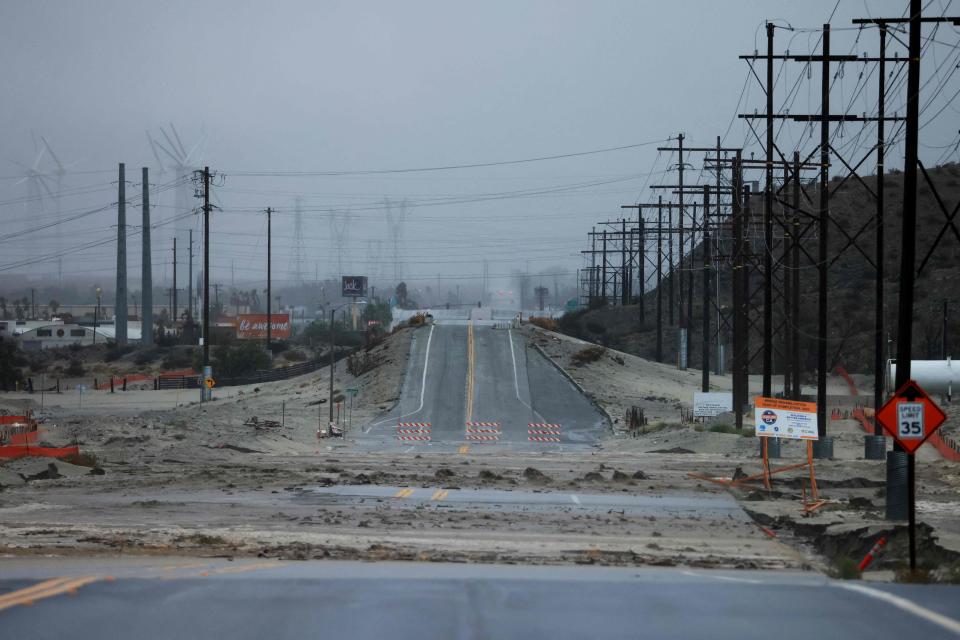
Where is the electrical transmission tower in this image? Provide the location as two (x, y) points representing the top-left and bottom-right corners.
(288, 198), (307, 285)
(384, 198), (411, 282)
(367, 240), (384, 280)
(329, 209), (351, 279)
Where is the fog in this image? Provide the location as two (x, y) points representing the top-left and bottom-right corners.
(0, 0), (951, 309)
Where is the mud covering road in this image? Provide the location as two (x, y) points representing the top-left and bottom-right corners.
(1, 316), (958, 584)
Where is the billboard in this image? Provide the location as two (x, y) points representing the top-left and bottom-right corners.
(236, 313), (291, 340)
(341, 275), (367, 298)
(754, 397), (818, 440)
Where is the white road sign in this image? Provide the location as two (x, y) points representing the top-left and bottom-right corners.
(896, 402), (924, 439)
(693, 392), (733, 417)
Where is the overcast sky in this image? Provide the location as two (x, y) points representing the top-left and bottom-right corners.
(1, 0), (956, 303)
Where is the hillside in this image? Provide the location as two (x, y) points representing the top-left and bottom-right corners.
(559, 163), (960, 379)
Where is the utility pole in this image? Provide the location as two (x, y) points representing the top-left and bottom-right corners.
(266, 207), (272, 351)
(639, 213), (645, 324)
(702, 185), (711, 391)
(875, 23), (889, 439)
(141, 167), (153, 347)
(762, 22), (774, 398)
(894, 0), (922, 570)
(188, 229), (194, 321)
(202, 167), (211, 381)
(620, 219), (629, 305)
(601, 231), (608, 303)
(667, 203), (674, 326)
(943, 300), (949, 359)
(731, 153), (745, 429)
(657, 197), (664, 362)
(172, 237), (177, 325)
(816, 23), (831, 453)
(116, 163), (128, 345)
(791, 153), (801, 400)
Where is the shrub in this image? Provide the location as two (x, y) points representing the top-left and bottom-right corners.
(213, 341), (271, 377)
(585, 321), (607, 334)
(104, 344), (135, 362)
(64, 451), (100, 468)
(65, 359), (85, 377)
(161, 351), (194, 370)
(571, 344), (607, 367)
(528, 316), (557, 331)
(133, 347), (163, 365)
(833, 557), (862, 580)
(283, 349), (307, 362)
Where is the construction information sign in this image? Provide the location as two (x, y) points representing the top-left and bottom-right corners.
(754, 397), (818, 440)
(693, 392), (733, 417)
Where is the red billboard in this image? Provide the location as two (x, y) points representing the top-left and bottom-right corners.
(236, 314), (291, 340)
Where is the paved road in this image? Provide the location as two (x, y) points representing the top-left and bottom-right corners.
(362, 317), (607, 450)
(1, 559), (958, 639)
(294, 484), (745, 517)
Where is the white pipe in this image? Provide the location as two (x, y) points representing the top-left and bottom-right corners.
(887, 358), (955, 397)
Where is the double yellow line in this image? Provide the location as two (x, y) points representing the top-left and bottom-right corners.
(393, 487), (449, 501)
(466, 321), (475, 423)
(0, 575), (102, 612)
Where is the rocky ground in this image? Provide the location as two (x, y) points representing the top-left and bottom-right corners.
(1, 323), (958, 582)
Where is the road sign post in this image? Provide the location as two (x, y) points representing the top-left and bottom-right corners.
(874, 379), (948, 571)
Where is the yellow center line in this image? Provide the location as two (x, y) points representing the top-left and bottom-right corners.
(466, 321), (475, 424)
(430, 489), (449, 501)
(459, 445), (469, 454)
(0, 576), (100, 612)
(394, 488), (414, 498)
(0, 577), (73, 606)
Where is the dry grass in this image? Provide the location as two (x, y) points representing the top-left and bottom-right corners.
(571, 344), (607, 367)
(527, 316), (558, 331)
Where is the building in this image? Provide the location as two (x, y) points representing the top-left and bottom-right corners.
(7, 319), (142, 350)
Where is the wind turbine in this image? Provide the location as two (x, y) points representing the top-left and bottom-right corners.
(11, 136), (58, 276)
(146, 124), (206, 290)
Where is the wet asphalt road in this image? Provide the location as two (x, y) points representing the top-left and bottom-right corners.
(361, 321), (607, 450)
(1, 559), (958, 639)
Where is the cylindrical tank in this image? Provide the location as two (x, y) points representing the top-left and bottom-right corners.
(886, 359), (956, 396)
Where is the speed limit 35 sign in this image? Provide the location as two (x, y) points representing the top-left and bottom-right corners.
(875, 380), (947, 454)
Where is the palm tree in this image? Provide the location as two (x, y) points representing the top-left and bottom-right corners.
(48, 299), (60, 316)
(0, 297), (8, 320)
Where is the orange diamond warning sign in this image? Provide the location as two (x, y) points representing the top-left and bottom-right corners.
(875, 379), (947, 455)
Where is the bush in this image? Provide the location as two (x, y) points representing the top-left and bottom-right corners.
(557, 309), (588, 339)
(65, 359), (85, 377)
(104, 344), (135, 362)
(408, 313), (428, 327)
(64, 451), (100, 468)
(528, 316), (557, 331)
(283, 349), (307, 362)
(161, 351), (194, 370)
(0, 340), (25, 389)
(585, 321), (607, 334)
(269, 340), (290, 355)
(571, 345), (607, 367)
(213, 341), (272, 377)
(833, 557), (862, 580)
(133, 347), (163, 365)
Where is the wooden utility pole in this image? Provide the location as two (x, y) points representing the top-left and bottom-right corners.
(202, 167), (211, 373)
(188, 229), (194, 320)
(702, 185), (711, 391)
